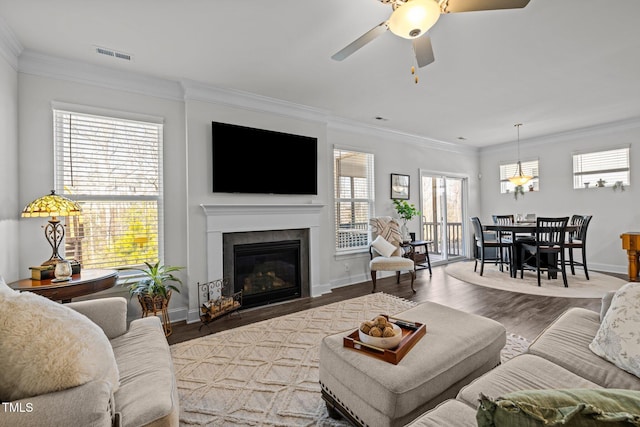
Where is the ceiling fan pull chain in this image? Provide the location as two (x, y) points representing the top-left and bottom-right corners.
(411, 65), (419, 84)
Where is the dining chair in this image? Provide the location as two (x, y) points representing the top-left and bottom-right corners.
(520, 217), (570, 287)
(470, 217), (510, 276)
(369, 216), (416, 293)
(493, 215), (515, 274)
(564, 215), (593, 280)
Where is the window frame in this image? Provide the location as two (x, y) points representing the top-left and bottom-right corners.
(52, 102), (164, 271)
(333, 147), (375, 253)
(499, 159), (539, 194)
(572, 146), (630, 189)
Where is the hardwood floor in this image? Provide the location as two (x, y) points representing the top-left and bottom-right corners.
(167, 264), (619, 346)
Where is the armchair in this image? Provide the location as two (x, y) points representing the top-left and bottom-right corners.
(369, 216), (416, 293)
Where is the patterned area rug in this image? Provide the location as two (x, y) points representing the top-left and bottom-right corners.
(170, 292), (529, 426)
(446, 261), (626, 298)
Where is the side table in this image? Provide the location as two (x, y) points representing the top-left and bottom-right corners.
(8, 269), (118, 303)
(402, 240), (433, 276)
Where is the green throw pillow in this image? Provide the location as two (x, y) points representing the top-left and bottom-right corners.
(476, 389), (640, 427)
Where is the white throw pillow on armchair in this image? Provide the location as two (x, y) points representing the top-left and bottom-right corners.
(589, 281), (640, 378)
(371, 235), (397, 258)
(0, 278), (120, 401)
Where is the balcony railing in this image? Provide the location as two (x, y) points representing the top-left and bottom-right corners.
(336, 221), (464, 257)
(422, 221), (463, 256)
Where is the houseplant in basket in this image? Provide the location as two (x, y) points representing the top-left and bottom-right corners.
(125, 261), (183, 335)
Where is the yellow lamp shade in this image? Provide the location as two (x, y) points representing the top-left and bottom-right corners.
(22, 190), (82, 218)
(388, 0), (441, 39)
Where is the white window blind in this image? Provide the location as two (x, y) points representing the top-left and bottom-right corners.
(573, 147), (630, 189)
(53, 108), (163, 270)
(499, 159), (539, 193)
(334, 148), (374, 251)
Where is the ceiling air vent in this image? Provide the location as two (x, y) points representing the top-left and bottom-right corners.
(94, 46), (132, 61)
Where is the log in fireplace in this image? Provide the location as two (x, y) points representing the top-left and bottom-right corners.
(233, 239), (302, 309)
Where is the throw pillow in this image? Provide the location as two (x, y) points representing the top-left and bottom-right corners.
(370, 217), (403, 246)
(0, 275), (13, 297)
(371, 235), (397, 258)
(477, 389), (640, 427)
(589, 281), (640, 378)
(0, 279), (120, 401)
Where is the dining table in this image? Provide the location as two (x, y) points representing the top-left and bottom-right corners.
(483, 223), (578, 278)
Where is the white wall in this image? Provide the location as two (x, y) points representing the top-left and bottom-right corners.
(479, 121), (640, 274)
(0, 46), (19, 281)
(326, 124), (481, 288)
(16, 71), (188, 318)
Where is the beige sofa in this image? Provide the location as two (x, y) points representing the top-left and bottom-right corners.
(407, 289), (640, 426)
(0, 296), (179, 427)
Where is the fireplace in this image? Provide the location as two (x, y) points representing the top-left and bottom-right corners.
(233, 240), (301, 308)
(199, 204), (324, 323)
(222, 228), (310, 309)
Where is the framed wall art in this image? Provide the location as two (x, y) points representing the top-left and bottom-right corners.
(390, 173), (409, 199)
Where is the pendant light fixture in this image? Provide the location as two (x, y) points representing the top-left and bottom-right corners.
(508, 123), (533, 186)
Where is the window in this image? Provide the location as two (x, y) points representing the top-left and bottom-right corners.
(53, 106), (163, 270)
(499, 159), (539, 193)
(334, 148), (374, 251)
(573, 147), (630, 189)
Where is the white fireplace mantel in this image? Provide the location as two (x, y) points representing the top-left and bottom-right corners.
(201, 203), (325, 299)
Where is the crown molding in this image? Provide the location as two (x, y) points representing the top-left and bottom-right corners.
(327, 116), (479, 155)
(18, 50), (183, 101)
(0, 17), (22, 70)
(481, 116), (640, 154)
(180, 79), (330, 124)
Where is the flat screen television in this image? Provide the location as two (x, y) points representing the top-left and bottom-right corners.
(212, 121), (318, 195)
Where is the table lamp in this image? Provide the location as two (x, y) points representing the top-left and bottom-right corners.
(21, 190), (82, 266)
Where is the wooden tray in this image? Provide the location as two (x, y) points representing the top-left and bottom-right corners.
(343, 315), (426, 364)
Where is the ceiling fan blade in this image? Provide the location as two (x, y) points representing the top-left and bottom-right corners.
(441, 0), (530, 13)
(413, 35), (435, 68)
(331, 22), (388, 61)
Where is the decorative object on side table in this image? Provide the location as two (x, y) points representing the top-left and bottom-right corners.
(198, 278), (242, 330)
(390, 173), (410, 199)
(613, 181), (625, 192)
(21, 190), (82, 266)
(52, 260), (73, 282)
(125, 261), (184, 337)
(393, 199), (421, 242)
(30, 260), (81, 280)
(597, 179), (606, 187)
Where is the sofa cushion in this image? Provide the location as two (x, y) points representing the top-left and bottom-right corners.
(371, 235), (397, 257)
(111, 316), (179, 427)
(590, 282), (640, 378)
(476, 388), (640, 427)
(406, 400), (478, 427)
(457, 354), (601, 409)
(527, 307), (640, 389)
(0, 278), (119, 401)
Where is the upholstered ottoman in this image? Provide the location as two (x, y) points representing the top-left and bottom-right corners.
(319, 301), (506, 427)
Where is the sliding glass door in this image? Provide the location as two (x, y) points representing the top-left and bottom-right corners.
(420, 172), (467, 264)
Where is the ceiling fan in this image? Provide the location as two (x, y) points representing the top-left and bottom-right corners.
(332, 0), (531, 68)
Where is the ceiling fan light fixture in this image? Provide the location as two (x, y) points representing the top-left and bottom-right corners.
(388, 0), (441, 39)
